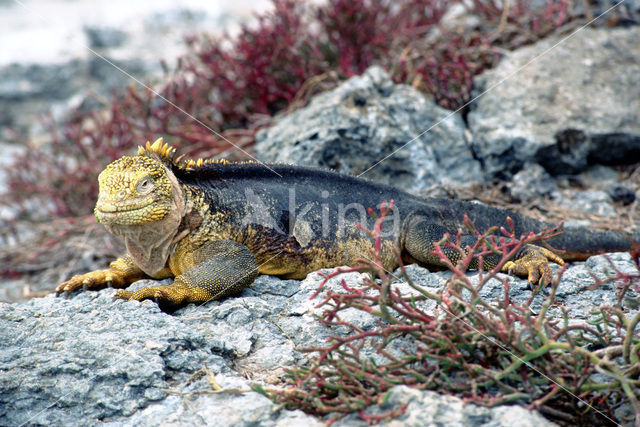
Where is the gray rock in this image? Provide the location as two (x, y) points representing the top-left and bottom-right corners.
(472, 251), (638, 321)
(255, 66), (482, 193)
(87, 56), (147, 90)
(0, 58), (147, 136)
(556, 189), (617, 218)
(0, 291), (223, 426)
(110, 383), (324, 427)
(1, 251), (636, 425)
(589, 132), (640, 166)
(84, 26), (127, 49)
(468, 27), (640, 179)
(607, 183), (636, 204)
(0, 271), (374, 426)
(595, 0), (640, 23)
(578, 164), (621, 189)
(334, 386), (557, 427)
(508, 162), (558, 202)
(492, 162), (626, 219)
(0, 62), (87, 102)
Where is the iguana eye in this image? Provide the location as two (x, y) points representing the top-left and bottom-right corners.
(136, 177), (154, 194)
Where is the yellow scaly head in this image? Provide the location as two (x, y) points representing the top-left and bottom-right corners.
(94, 138), (176, 226)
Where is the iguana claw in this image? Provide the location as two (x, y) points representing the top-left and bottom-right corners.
(114, 283), (194, 309)
(56, 268), (133, 295)
(502, 245), (564, 286)
(56, 256), (148, 296)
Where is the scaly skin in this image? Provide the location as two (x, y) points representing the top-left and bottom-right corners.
(56, 138), (633, 310)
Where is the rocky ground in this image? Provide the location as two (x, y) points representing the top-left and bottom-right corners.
(1, 3), (640, 427)
(3, 255), (637, 426)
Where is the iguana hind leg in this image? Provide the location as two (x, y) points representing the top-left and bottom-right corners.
(402, 217), (500, 269)
(403, 216), (563, 285)
(115, 240), (258, 309)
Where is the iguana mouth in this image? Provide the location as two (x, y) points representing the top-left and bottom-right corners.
(96, 199), (153, 214)
(94, 194), (171, 226)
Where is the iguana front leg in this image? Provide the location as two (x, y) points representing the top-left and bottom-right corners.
(115, 240), (258, 309)
(56, 255), (159, 295)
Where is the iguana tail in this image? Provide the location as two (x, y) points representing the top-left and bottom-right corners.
(545, 226), (635, 261)
(427, 198), (635, 262)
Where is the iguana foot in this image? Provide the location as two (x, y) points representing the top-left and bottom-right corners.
(56, 269), (130, 295)
(114, 282), (212, 307)
(56, 256), (149, 296)
(502, 245), (564, 286)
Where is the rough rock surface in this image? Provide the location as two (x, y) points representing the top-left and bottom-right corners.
(2, 252), (637, 426)
(337, 386), (556, 427)
(0, 58), (147, 136)
(506, 162), (634, 223)
(507, 162), (558, 203)
(468, 26), (640, 179)
(607, 183), (636, 205)
(255, 66), (482, 194)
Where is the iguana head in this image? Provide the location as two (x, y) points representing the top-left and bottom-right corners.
(94, 138), (180, 226)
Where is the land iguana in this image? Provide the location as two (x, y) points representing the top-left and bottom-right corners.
(56, 138), (634, 310)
